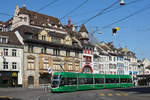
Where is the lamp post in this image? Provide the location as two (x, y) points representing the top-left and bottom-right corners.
(141, 64), (145, 86)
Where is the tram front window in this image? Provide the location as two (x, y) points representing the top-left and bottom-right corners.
(51, 75), (61, 88)
(53, 75), (60, 79)
(51, 81), (59, 88)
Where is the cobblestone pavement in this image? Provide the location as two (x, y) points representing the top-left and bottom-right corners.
(0, 87), (150, 100)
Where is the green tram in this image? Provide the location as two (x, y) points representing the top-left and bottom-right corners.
(51, 72), (133, 92)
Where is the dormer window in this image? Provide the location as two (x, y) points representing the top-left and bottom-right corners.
(24, 17), (27, 22)
(54, 25), (57, 28)
(60, 26), (62, 29)
(0, 36), (8, 44)
(19, 17), (23, 21)
(25, 33), (33, 39)
(42, 35), (46, 40)
(2, 38), (7, 43)
(0, 27), (2, 31)
(48, 23), (51, 27)
(73, 42), (78, 47)
(46, 18), (50, 22)
(42, 23), (46, 26)
(30, 20), (34, 24)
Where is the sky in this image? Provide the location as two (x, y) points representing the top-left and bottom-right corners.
(0, 0), (150, 60)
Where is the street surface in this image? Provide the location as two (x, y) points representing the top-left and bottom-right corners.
(0, 87), (150, 100)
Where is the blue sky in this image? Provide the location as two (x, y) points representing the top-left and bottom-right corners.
(0, 0), (150, 60)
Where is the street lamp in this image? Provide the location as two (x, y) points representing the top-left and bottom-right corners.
(120, 0), (125, 5)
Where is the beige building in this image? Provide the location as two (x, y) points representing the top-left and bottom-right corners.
(14, 25), (82, 87)
(9, 5), (83, 87)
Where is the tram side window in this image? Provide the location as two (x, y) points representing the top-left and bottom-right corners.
(79, 78), (93, 84)
(124, 78), (132, 83)
(129, 79), (132, 83)
(106, 78), (119, 83)
(79, 78), (85, 84)
(121, 78), (131, 83)
(61, 78), (77, 85)
(87, 78), (93, 84)
(114, 78), (119, 83)
(121, 78), (125, 83)
(106, 78), (111, 83)
(95, 78), (104, 84)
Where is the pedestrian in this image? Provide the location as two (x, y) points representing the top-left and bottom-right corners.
(12, 81), (15, 87)
(133, 82), (135, 87)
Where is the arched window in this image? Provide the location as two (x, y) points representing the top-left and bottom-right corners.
(28, 76), (34, 85)
(82, 65), (93, 73)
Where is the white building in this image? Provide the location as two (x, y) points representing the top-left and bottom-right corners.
(0, 32), (23, 87)
(124, 56), (130, 75)
(93, 43), (109, 74)
(141, 58), (150, 75)
(93, 42), (119, 75)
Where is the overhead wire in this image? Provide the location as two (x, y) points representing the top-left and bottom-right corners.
(0, 13), (12, 17)
(71, 0), (142, 18)
(74, 0), (143, 25)
(37, 0), (59, 12)
(70, 9), (101, 18)
(60, 0), (89, 20)
(82, 0), (120, 25)
(103, 0), (143, 15)
(25, 0), (31, 4)
(101, 3), (150, 29)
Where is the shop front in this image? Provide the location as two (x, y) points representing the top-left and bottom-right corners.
(0, 71), (18, 87)
(137, 75), (150, 86)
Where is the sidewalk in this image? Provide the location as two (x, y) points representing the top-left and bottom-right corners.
(134, 85), (150, 88)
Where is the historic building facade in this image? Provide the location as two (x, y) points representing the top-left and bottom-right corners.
(0, 32), (23, 87)
(0, 4), (142, 87)
(93, 43), (109, 74)
(78, 24), (94, 73)
(8, 5), (83, 87)
(14, 25), (82, 87)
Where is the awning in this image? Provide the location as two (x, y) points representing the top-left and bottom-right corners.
(146, 65), (150, 69)
(129, 71), (138, 74)
(133, 71), (138, 74)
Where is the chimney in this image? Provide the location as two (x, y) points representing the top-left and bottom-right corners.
(23, 4), (26, 8)
(68, 18), (71, 27)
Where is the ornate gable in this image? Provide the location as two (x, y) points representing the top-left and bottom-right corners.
(64, 35), (72, 45)
(38, 29), (49, 41)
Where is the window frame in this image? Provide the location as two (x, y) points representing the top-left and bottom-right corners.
(4, 48), (8, 56)
(3, 62), (8, 69)
(12, 49), (17, 56)
(28, 45), (34, 53)
(27, 59), (35, 70)
(12, 62), (17, 69)
(53, 49), (60, 56)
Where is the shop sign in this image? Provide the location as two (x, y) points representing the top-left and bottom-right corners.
(12, 72), (17, 77)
